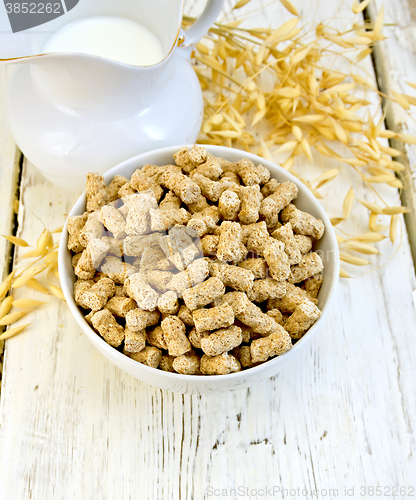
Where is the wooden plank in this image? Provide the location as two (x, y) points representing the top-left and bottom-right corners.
(366, 0), (416, 266)
(0, 1), (415, 498)
(0, 67), (20, 272)
(0, 65), (21, 389)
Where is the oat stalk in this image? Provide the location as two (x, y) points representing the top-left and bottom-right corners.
(0, 226), (64, 341)
(184, 1), (414, 277)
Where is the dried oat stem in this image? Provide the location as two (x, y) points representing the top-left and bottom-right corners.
(0, 226), (63, 340)
(184, 1), (415, 276)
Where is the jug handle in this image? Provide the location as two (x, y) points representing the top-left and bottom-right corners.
(181, 0), (226, 48)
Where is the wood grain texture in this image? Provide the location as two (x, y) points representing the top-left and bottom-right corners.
(0, 1), (416, 499)
(0, 65), (21, 386)
(0, 66), (20, 283)
(366, 0), (416, 266)
(0, 69), (20, 272)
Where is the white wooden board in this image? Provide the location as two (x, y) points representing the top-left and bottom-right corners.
(0, 65), (21, 386)
(367, 0), (416, 262)
(0, 67), (20, 273)
(0, 1), (415, 499)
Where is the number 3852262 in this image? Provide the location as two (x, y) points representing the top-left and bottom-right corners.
(5, 3), (62, 14)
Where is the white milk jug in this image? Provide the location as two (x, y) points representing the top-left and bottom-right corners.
(0, 0), (225, 190)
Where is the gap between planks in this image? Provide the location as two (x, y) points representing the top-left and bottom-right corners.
(0, 66), (23, 394)
(0, 152), (22, 394)
(364, 1), (416, 270)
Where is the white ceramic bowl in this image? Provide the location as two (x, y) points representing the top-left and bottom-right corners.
(59, 145), (339, 394)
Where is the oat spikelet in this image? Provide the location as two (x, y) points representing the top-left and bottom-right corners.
(12, 298), (46, 309)
(314, 169), (340, 188)
(50, 285), (66, 302)
(359, 200), (383, 214)
(372, 5), (385, 41)
(37, 229), (54, 254)
(390, 215), (398, 243)
(340, 254), (370, 266)
(0, 309), (33, 326)
(396, 133), (416, 145)
(356, 48), (372, 63)
(381, 206), (410, 215)
(291, 47), (310, 64)
(300, 138), (312, 161)
(26, 278), (51, 295)
(279, 0), (299, 16)
(276, 141), (298, 153)
(292, 125), (302, 141)
(0, 270), (15, 299)
(233, 0), (251, 9)
(352, 232), (385, 243)
(12, 264), (48, 288)
(345, 241), (380, 255)
(352, 0), (373, 14)
(45, 251), (59, 264)
(1, 235), (29, 247)
(293, 115), (324, 123)
(0, 296), (14, 320)
(282, 156), (295, 171)
(343, 188), (355, 219)
(0, 222), (62, 328)
(339, 269), (350, 278)
(264, 18), (299, 45)
(20, 249), (46, 260)
(0, 323), (31, 341)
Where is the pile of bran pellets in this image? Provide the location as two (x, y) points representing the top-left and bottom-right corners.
(68, 145), (325, 376)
